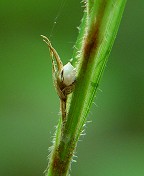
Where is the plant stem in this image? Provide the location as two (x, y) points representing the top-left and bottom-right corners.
(46, 0), (127, 175)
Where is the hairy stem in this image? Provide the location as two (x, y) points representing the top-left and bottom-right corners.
(46, 0), (127, 175)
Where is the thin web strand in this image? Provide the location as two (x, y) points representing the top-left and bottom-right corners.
(49, 0), (68, 39)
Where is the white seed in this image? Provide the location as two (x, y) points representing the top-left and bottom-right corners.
(62, 62), (76, 86)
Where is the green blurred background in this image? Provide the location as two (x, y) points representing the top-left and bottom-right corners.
(0, 0), (144, 175)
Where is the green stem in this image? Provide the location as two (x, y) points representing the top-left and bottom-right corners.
(46, 0), (127, 175)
